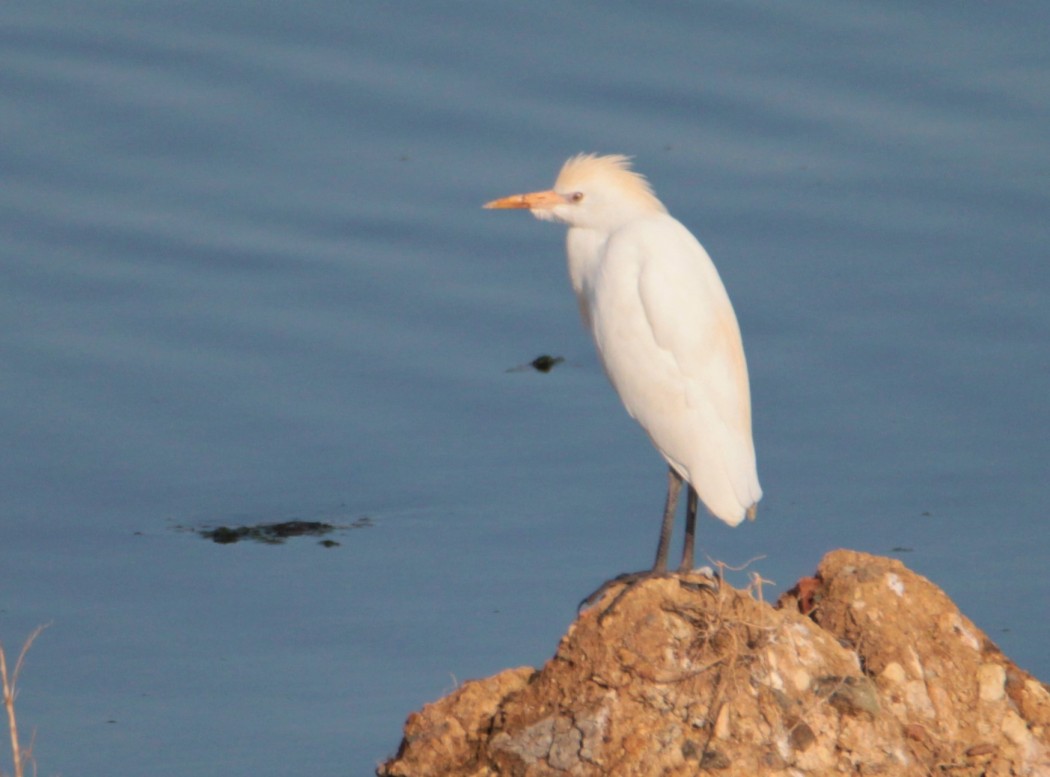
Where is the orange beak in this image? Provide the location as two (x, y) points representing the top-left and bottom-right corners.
(483, 190), (567, 210)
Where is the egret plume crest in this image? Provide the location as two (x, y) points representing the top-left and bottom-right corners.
(556, 154), (667, 214)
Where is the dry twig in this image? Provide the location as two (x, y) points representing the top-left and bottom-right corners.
(1, 625), (48, 777)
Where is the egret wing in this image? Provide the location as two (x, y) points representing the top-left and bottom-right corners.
(594, 215), (760, 523)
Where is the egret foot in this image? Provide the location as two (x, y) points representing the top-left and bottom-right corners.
(580, 570), (666, 609)
(581, 569), (720, 623)
(579, 570), (670, 623)
(677, 571), (720, 596)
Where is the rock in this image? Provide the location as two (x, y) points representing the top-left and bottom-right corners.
(378, 550), (1050, 776)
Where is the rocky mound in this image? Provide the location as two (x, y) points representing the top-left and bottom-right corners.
(378, 550), (1050, 776)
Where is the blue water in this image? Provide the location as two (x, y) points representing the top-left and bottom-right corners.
(2, 2), (1048, 774)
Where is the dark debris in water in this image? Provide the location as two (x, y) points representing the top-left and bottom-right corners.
(195, 516), (374, 546)
(202, 520), (334, 545)
(531, 354), (564, 372)
(507, 354), (565, 374)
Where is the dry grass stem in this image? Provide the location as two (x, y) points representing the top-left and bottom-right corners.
(1, 625), (48, 777)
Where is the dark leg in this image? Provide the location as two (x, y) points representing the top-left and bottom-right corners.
(652, 467), (683, 573)
(677, 484), (718, 596)
(579, 466), (684, 612)
(677, 485), (699, 573)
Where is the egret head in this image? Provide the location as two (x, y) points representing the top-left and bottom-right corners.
(484, 154), (666, 231)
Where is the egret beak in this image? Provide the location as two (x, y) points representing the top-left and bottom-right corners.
(483, 190), (567, 210)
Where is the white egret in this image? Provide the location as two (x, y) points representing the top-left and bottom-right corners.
(484, 154), (761, 594)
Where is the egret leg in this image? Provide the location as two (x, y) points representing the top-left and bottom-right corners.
(652, 467), (683, 574)
(579, 466), (684, 614)
(678, 485), (699, 573)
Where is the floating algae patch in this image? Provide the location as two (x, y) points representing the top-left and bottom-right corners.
(197, 516), (373, 545)
(202, 520), (335, 545)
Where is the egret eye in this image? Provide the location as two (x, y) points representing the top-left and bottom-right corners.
(569, 192), (585, 203)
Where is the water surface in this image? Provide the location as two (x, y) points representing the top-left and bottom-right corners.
(1, 3), (1047, 774)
